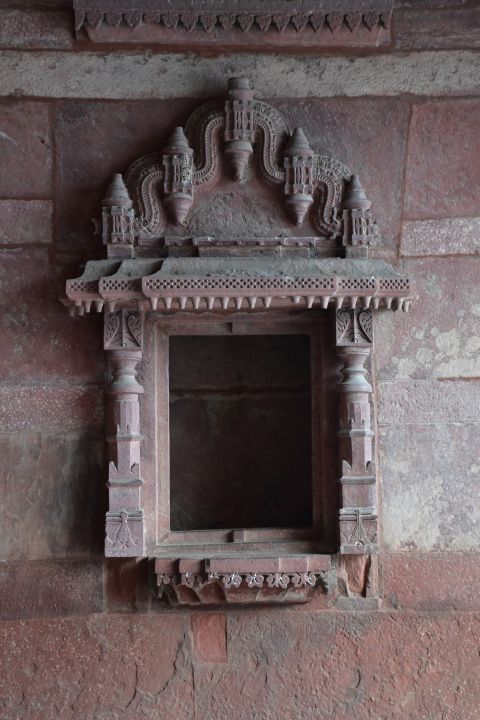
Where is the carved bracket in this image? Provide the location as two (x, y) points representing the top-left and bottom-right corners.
(154, 556), (333, 605)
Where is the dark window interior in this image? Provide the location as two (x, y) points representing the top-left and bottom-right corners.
(169, 334), (312, 531)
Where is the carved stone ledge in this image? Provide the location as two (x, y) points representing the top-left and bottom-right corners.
(73, 1), (393, 49)
(154, 556), (333, 605)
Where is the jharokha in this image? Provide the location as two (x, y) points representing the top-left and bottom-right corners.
(64, 77), (414, 606)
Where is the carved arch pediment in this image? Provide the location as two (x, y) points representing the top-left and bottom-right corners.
(122, 77), (354, 243)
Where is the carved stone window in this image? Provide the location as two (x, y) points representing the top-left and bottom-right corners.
(64, 77), (413, 606)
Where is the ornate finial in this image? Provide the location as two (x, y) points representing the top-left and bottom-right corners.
(162, 126), (194, 225)
(284, 127), (311, 154)
(102, 173), (135, 256)
(283, 127), (315, 226)
(341, 175), (377, 257)
(103, 173), (132, 208)
(342, 174), (371, 210)
(164, 126), (191, 154)
(227, 77), (251, 93)
(224, 77), (254, 182)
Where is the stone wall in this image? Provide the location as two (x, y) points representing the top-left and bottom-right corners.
(0, 2), (479, 718)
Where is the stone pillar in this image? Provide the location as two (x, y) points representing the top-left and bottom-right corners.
(103, 309), (145, 557)
(335, 307), (377, 554)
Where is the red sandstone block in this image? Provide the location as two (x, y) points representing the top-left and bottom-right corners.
(0, 384), (103, 432)
(192, 613), (227, 664)
(0, 200), (52, 244)
(0, 560), (104, 620)
(381, 552), (480, 610)
(0, 9), (73, 50)
(375, 256), (480, 380)
(0, 615), (192, 720)
(0, 430), (104, 561)
(400, 216), (480, 256)
(395, 7), (480, 49)
(0, 612), (479, 718)
(193, 610), (480, 720)
(404, 99), (480, 220)
(105, 558), (151, 612)
(0, 248), (102, 383)
(0, 101), (53, 198)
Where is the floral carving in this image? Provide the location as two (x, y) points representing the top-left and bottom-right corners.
(155, 567), (330, 605)
(336, 308), (374, 345)
(104, 309), (143, 349)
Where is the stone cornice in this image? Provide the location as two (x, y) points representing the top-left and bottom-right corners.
(73, 0), (393, 48)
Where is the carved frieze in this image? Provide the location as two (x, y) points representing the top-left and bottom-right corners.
(157, 570), (328, 605)
(73, 1), (393, 49)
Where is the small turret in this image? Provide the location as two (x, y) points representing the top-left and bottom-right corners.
(341, 175), (377, 258)
(162, 127), (194, 225)
(224, 77), (254, 182)
(102, 173), (135, 257)
(283, 128), (314, 226)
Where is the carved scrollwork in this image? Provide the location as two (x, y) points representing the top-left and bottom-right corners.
(184, 100), (225, 185)
(336, 308), (373, 346)
(104, 309), (143, 349)
(102, 77), (374, 249)
(253, 99), (288, 185)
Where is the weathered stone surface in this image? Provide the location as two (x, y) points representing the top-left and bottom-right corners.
(276, 97), (409, 254)
(1, 612), (480, 719)
(404, 99), (480, 219)
(380, 423), (480, 551)
(1, 51), (479, 99)
(401, 216), (480, 256)
(0, 101), (52, 197)
(0, 9), (73, 50)
(192, 614), (227, 664)
(0, 615), (193, 720)
(105, 558), (151, 613)
(0, 200), (52, 245)
(377, 379), (480, 425)
(194, 611), (480, 720)
(0, 431), (104, 561)
(395, 7), (480, 49)
(375, 257), (480, 380)
(381, 552), (480, 610)
(54, 99), (197, 259)
(0, 560), (103, 620)
(0, 248), (103, 383)
(0, 385), (103, 432)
